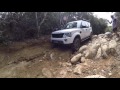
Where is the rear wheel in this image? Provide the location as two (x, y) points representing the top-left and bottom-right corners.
(89, 32), (93, 40)
(72, 37), (81, 52)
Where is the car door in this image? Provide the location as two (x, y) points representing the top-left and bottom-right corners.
(80, 21), (87, 39)
(85, 22), (91, 37)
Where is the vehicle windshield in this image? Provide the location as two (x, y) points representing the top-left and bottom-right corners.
(64, 22), (77, 29)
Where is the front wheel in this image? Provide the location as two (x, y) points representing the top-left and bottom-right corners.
(71, 37), (81, 52)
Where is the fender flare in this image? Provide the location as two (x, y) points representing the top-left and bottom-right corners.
(71, 32), (81, 43)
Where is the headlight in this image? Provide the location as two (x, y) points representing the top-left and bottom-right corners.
(63, 32), (72, 38)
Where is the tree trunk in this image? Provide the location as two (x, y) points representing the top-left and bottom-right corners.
(35, 12), (47, 38)
(39, 12), (47, 36)
(35, 12), (39, 38)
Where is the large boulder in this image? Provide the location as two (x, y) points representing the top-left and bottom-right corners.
(85, 43), (100, 59)
(71, 53), (82, 64)
(81, 57), (86, 63)
(73, 64), (82, 75)
(85, 49), (97, 59)
(79, 45), (88, 53)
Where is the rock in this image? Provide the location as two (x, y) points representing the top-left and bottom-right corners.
(82, 50), (87, 57)
(101, 44), (109, 58)
(112, 35), (118, 40)
(39, 60), (43, 62)
(59, 57), (62, 60)
(73, 64), (82, 75)
(98, 34), (105, 38)
(50, 53), (55, 60)
(60, 62), (72, 67)
(65, 62), (72, 67)
(71, 53), (82, 64)
(60, 70), (67, 75)
(100, 38), (107, 44)
(84, 75), (106, 78)
(95, 47), (102, 59)
(85, 51), (90, 58)
(79, 45), (88, 53)
(109, 40), (117, 49)
(102, 51), (108, 59)
(101, 44), (108, 53)
(83, 62), (88, 66)
(66, 67), (72, 72)
(105, 32), (111, 35)
(108, 73), (112, 76)
(92, 35), (98, 39)
(60, 70), (67, 77)
(105, 32), (112, 37)
(85, 46), (99, 59)
(59, 62), (62, 66)
(115, 38), (120, 42)
(101, 69), (105, 73)
(42, 68), (53, 78)
(81, 57), (86, 63)
(108, 40), (117, 54)
(85, 49), (97, 59)
(91, 43), (100, 50)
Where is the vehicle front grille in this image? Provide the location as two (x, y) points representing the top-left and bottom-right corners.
(52, 33), (64, 38)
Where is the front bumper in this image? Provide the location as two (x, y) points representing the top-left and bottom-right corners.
(51, 37), (73, 44)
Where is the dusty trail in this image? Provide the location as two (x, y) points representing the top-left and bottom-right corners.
(0, 35), (120, 78)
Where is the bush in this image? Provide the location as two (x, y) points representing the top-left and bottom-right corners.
(0, 12), (108, 43)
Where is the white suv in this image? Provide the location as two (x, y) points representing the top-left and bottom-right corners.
(51, 20), (93, 51)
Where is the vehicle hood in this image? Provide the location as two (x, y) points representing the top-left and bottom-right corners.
(52, 28), (79, 34)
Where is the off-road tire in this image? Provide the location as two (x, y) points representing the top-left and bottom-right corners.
(72, 37), (81, 52)
(89, 32), (93, 40)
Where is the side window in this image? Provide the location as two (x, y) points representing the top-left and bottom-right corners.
(72, 22), (77, 28)
(77, 22), (81, 28)
(86, 22), (89, 28)
(81, 21), (87, 28)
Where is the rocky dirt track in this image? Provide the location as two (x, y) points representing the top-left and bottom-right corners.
(0, 33), (120, 78)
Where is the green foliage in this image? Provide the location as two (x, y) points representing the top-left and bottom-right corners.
(105, 26), (112, 32)
(0, 12), (108, 43)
